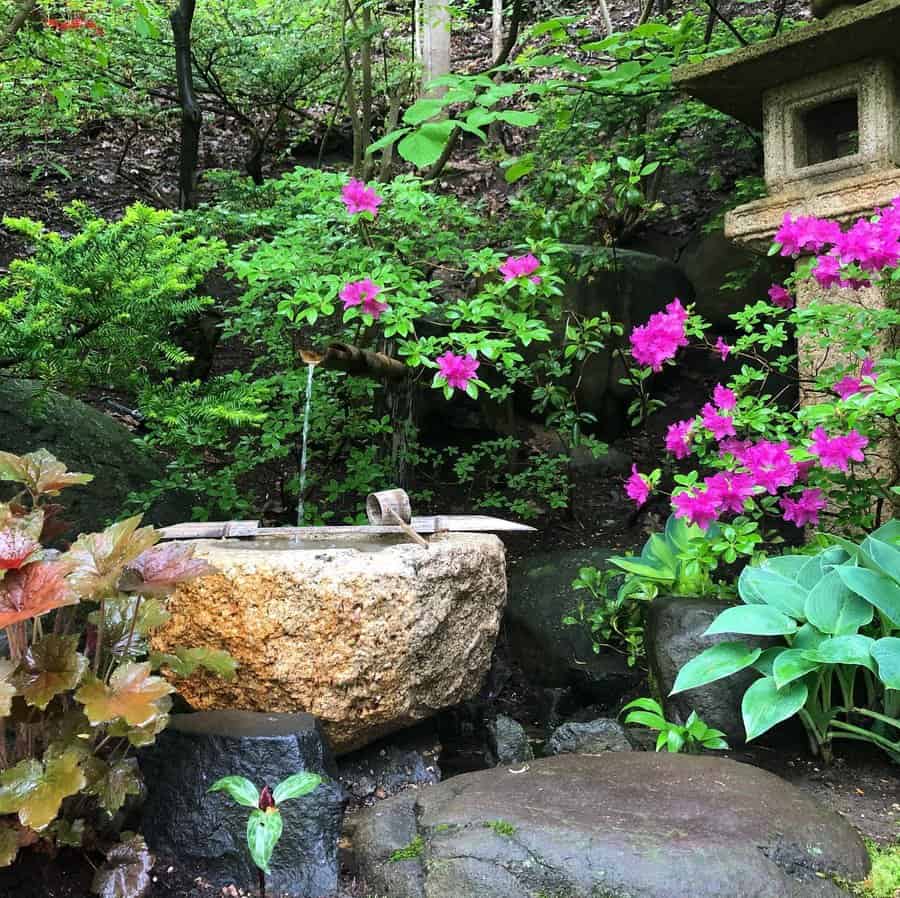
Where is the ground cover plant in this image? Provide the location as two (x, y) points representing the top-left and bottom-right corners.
(0, 448), (233, 888)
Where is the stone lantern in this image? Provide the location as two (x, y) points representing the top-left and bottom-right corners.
(672, 0), (900, 502)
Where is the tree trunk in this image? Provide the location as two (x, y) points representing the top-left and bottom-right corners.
(0, 0), (37, 53)
(171, 0), (201, 210)
(419, 0), (451, 96)
(491, 0), (503, 61)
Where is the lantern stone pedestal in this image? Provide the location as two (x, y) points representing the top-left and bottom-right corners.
(673, 0), (900, 506)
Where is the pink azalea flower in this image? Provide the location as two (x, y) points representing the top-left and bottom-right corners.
(701, 402), (736, 441)
(780, 488), (826, 527)
(833, 357), (877, 400)
(665, 419), (694, 460)
(629, 298), (689, 372)
(436, 352), (479, 391)
(625, 465), (652, 507)
(672, 488), (719, 531)
(775, 213), (841, 256)
(741, 440), (798, 494)
(719, 438), (752, 460)
(713, 384), (736, 411)
(837, 218), (900, 272)
(796, 460), (816, 482)
(714, 337), (732, 361)
(809, 427), (868, 472)
(340, 278), (389, 319)
(705, 472), (756, 514)
(341, 178), (383, 217)
(812, 254), (843, 289)
(768, 284), (794, 309)
(499, 254), (541, 283)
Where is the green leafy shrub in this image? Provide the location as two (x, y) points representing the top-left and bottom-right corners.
(0, 448), (233, 874)
(622, 697), (729, 753)
(673, 521), (900, 762)
(0, 202), (224, 390)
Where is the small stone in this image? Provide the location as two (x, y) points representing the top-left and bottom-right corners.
(545, 718), (633, 755)
(487, 715), (534, 766)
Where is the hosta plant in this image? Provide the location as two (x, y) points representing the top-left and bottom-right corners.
(672, 520), (900, 762)
(209, 771), (323, 898)
(0, 448), (234, 891)
(622, 697), (729, 754)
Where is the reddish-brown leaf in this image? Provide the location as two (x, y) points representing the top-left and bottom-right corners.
(75, 662), (173, 728)
(119, 543), (216, 596)
(66, 517), (158, 601)
(0, 450), (93, 497)
(0, 561), (78, 629)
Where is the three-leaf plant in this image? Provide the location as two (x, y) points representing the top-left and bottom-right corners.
(209, 772), (323, 896)
(671, 520), (900, 762)
(622, 697), (729, 753)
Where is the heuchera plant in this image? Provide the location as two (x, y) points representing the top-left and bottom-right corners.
(209, 771), (323, 898)
(0, 449), (234, 890)
(623, 199), (900, 536)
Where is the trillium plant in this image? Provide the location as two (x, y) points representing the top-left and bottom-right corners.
(0, 449), (233, 890)
(623, 199), (900, 537)
(209, 771), (323, 898)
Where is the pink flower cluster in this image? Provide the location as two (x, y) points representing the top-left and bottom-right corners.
(629, 298), (689, 371)
(768, 284), (794, 309)
(436, 352), (479, 391)
(833, 357), (876, 400)
(340, 279), (389, 319)
(499, 254), (541, 283)
(341, 179), (383, 217)
(625, 465), (652, 507)
(809, 427), (868, 473)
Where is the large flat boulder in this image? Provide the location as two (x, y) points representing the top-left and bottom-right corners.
(352, 753), (869, 898)
(153, 533), (507, 753)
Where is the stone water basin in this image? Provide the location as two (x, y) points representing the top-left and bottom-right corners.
(151, 532), (507, 753)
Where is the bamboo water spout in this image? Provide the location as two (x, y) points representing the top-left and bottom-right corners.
(300, 342), (408, 381)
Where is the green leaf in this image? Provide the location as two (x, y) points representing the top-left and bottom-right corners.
(503, 154), (535, 184)
(671, 642), (762, 694)
(862, 537), (900, 577)
(836, 566), (900, 626)
(85, 758), (142, 816)
(742, 677), (808, 741)
(665, 729), (685, 753)
(247, 808), (283, 874)
(397, 121), (457, 168)
(273, 772), (322, 804)
(150, 647), (237, 679)
(493, 110), (539, 127)
(13, 635), (88, 710)
(738, 567), (807, 618)
(209, 776), (259, 809)
(804, 634), (876, 670)
(805, 570), (873, 635)
(365, 129), (409, 156)
(624, 710), (666, 730)
(0, 748), (86, 830)
(871, 637), (900, 688)
(705, 605), (798, 637)
(403, 99), (447, 126)
(772, 649), (820, 688)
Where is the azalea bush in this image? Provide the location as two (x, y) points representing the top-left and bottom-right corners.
(133, 167), (608, 521)
(672, 521), (900, 762)
(0, 448), (233, 881)
(625, 200), (900, 537)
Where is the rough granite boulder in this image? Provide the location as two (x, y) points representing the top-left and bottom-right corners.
(544, 718), (633, 755)
(0, 379), (192, 538)
(139, 711), (344, 897)
(487, 715), (534, 766)
(351, 753), (870, 898)
(645, 596), (780, 744)
(153, 533), (507, 753)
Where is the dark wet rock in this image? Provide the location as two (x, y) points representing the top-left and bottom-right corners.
(486, 715), (533, 766)
(505, 548), (643, 706)
(0, 379), (193, 538)
(545, 718), (633, 755)
(645, 596), (781, 744)
(139, 711), (345, 897)
(352, 753), (869, 898)
(338, 725), (441, 805)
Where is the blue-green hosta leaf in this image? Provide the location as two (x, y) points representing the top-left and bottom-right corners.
(837, 566), (900, 626)
(752, 646), (786, 677)
(803, 635), (876, 671)
(861, 537), (900, 579)
(705, 605), (799, 637)
(762, 555), (809, 582)
(871, 637), (900, 688)
(742, 677), (808, 742)
(247, 808), (283, 874)
(664, 514), (701, 555)
(792, 622), (827, 651)
(738, 567), (807, 618)
(772, 649), (820, 688)
(272, 772), (321, 804)
(671, 642), (762, 694)
(870, 520), (900, 545)
(643, 532), (677, 570)
(805, 570), (873, 635)
(608, 555), (674, 581)
(208, 776), (258, 809)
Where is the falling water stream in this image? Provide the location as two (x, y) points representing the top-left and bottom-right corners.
(297, 363), (316, 526)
